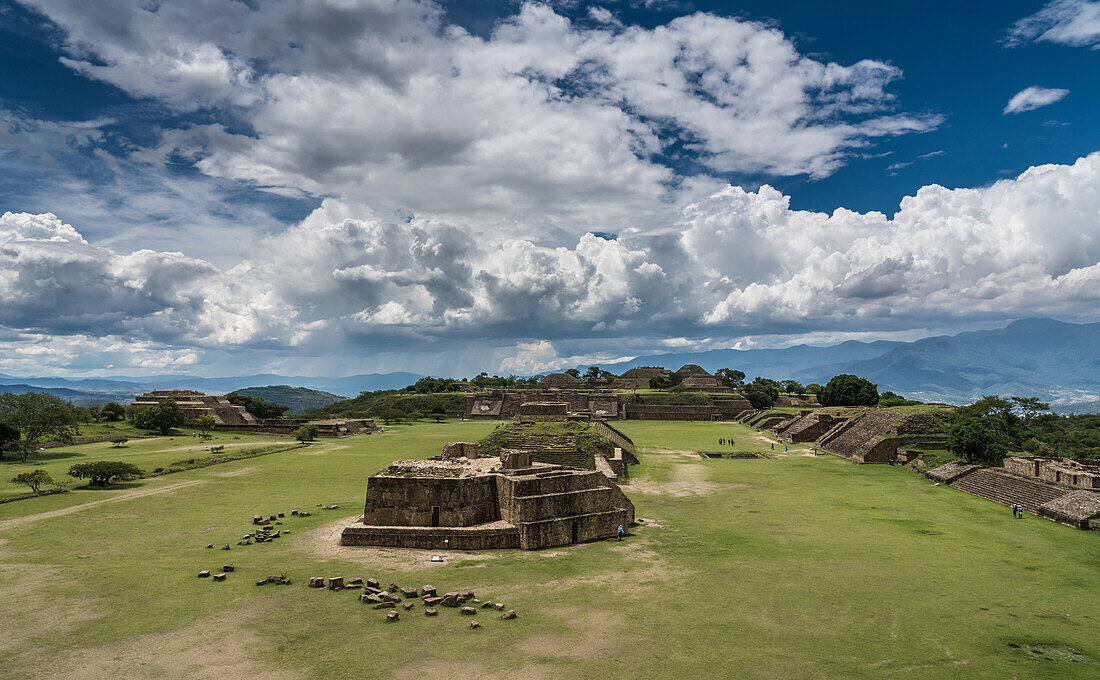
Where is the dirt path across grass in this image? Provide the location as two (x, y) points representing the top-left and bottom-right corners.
(0, 480), (202, 532)
(629, 459), (740, 497)
(159, 439), (287, 454)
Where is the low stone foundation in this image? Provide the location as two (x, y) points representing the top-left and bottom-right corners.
(340, 521), (521, 550)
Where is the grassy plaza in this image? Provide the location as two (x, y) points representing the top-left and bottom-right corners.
(2, 419), (1097, 679)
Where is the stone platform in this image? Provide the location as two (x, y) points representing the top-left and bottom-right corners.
(341, 459), (634, 550)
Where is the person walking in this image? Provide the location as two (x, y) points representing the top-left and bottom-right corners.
(1012, 504), (1018, 518)
(617, 525), (625, 541)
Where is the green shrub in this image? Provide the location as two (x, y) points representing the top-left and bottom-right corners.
(69, 461), (144, 486)
(295, 425), (319, 442)
(11, 469), (54, 494)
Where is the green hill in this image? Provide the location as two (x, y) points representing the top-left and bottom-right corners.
(232, 385), (346, 414)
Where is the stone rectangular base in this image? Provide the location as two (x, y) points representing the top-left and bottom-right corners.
(340, 522), (521, 550)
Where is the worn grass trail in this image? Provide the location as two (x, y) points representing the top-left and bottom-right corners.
(1, 420), (1097, 679)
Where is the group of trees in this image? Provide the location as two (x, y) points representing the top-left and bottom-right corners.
(11, 460), (145, 496)
(946, 395), (1061, 464)
(225, 392), (289, 419)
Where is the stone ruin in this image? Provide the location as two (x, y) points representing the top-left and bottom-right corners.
(341, 431), (635, 550)
(926, 459), (1100, 530)
(743, 408), (947, 464)
(464, 388), (752, 422)
(129, 390), (256, 426)
(127, 390), (376, 437)
(1002, 456), (1100, 490)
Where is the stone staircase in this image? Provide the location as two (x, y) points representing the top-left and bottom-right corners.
(503, 433), (592, 469)
(950, 468), (1069, 514)
(816, 417), (859, 448)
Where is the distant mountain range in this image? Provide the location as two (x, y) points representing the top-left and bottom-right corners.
(595, 318), (1100, 410)
(0, 372), (422, 407)
(233, 385), (346, 413)
(2, 318), (1098, 411)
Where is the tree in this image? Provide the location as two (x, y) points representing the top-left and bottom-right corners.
(69, 461), (144, 486)
(407, 411), (424, 422)
(564, 368), (581, 379)
(11, 470), (54, 494)
(584, 366), (601, 380)
(780, 380), (805, 396)
(805, 383), (823, 398)
(226, 393), (289, 419)
(101, 402), (125, 421)
(87, 404), (102, 422)
(109, 436), (129, 448)
(430, 405), (447, 422)
(878, 391), (920, 407)
(380, 409), (403, 425)
(0, 420), (19, 455)
(715, 368), (745, 388)
(195, 414), (216, 436)
(133, 399), (186, 435)
(741, 384), (775, 410)
(295, 425), (319, 442)
(819, 375), (879, 407)
(1011, 396), (1050, 424)
(948, 418), (1006, 464)
(0, 392), (79, 462)
(956, 396), (1020, 444)
(649, 376), (671, 391)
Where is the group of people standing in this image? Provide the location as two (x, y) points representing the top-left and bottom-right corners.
(1011, 504), (1025, 518)
(718, 437), (735, 445)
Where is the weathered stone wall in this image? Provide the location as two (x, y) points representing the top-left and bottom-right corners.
(441, 442), (480, 459)
(360, 475), (500, 527)
(624, 404), (718, 420)
(500, 449), (532, 469)
(1004, 457), (1100, 490)
(465, 390), (623, 419)
(588, 396), (622, 419)
(713, 394), (752, 419)
(519, 402), (569, 416)
(591, 420), (636, 460)
(1004, 457), (1041, 477)
(346, 465), (635, 550)
(340, 524), (520, 549)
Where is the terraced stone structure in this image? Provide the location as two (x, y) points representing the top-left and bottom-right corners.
(774, 411), (846, 443)
(341, 449), (635, 550)
(925, 461), (1100, 530)
(811, 410), (947, 463)
(465, 390), (625, 420)
(129, 390), (256, 426)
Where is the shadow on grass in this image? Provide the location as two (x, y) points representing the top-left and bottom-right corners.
(0, 450), (85, 464)
(76, 481), (145, 491)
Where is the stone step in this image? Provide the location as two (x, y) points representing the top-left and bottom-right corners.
(950, 468), (1069, 513)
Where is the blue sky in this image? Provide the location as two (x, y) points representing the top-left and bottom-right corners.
(0, 0), (1098, 377)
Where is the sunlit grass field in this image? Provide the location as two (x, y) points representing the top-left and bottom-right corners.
(1, 419), (1097, 679)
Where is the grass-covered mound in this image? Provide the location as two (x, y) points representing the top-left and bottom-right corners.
(478, 421), (613, 469)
